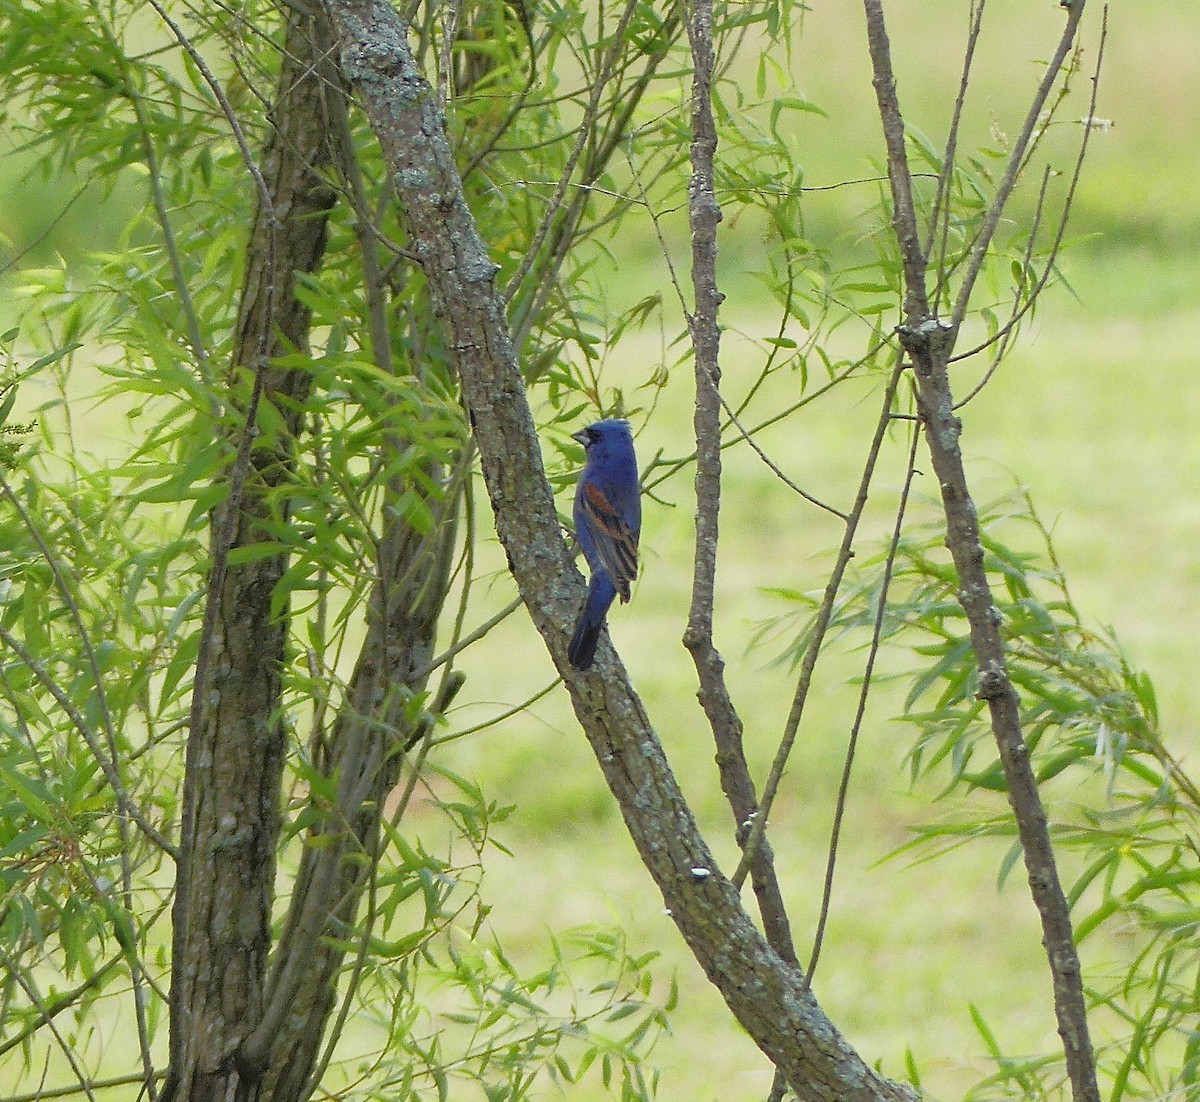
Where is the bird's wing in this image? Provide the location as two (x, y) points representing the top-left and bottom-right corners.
(580, 481), (639, 602)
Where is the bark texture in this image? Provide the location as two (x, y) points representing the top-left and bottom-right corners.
(164, 11), (338, 1100)
(165, 10), (460, 1101)
(682, 0), (798, 983)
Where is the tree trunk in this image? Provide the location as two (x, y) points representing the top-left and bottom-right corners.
(163, 10), (337, 1099)
(164, 9), (462, 1099)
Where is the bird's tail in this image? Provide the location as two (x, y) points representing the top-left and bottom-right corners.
(568, 573), (617, 670)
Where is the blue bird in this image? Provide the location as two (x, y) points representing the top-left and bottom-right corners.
(568, 419), (641, 670)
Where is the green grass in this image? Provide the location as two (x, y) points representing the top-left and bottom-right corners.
(3, 0), (1197, 1098)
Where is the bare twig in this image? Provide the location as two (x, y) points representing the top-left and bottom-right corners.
(951, 9), (1109, 378)
(927, 0), (986, 312)
(640, 339), (893, 500)
(948, 0), (1089, 329)
(717, 393), (848, 520)
(807, 415), (922, 984)
(431, 677), (560, 744)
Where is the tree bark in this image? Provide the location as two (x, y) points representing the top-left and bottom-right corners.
(245, 462), (459, 1099)
(165, 9), (463, 1099)
(682, 0), (798, 982)
(163, 11), (337, 1100)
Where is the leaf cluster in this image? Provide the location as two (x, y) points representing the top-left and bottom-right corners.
(829, 487), (1200, 1100)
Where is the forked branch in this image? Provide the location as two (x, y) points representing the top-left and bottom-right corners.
(861, 2), (1100, 1099)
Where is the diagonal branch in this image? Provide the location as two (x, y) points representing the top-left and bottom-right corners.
(731, 358), (906, 892)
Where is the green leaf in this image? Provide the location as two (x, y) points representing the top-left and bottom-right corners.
(0, 384), (17, 426)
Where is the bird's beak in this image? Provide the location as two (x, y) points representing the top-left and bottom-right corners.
(571, 429), (590, 447)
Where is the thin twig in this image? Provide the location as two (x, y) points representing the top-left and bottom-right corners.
(948, 0), (1089, 329)
(642, 347), (888, 498)
(0, 183), (91, 277)
(807, 414), (922, 985)
(502, 0), (642, 306)
(0, 619), (176, 857)
(732, 357), (906, 890)
(928, 0), (986, 313)
(409, 595), (525, 682)
(431, 677), (560, 744)
(951, 9), (1109, 379)
(0, 955), (122, 1059)
(145, 0), (275, 222)
(0, 952), (100, 1102)
(4, 1072), (166, 1102)
(717, 392), (848, 520)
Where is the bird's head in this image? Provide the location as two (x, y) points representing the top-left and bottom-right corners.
(572, 418), (633, 456)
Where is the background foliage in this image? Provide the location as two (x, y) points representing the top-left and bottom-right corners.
(0, 0), (1197, 1099)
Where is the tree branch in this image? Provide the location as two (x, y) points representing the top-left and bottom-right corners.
(807, 418), (922, 984)
(947, 0), (1088, 329)
(681, 0), (798, 983)
(731, 359), (906, 891)
(860, 3), (1099, 1099)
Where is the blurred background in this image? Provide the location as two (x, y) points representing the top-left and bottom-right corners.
(2, 1), (1195, 1098)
